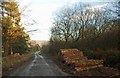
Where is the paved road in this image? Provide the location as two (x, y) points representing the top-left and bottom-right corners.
(10, 52), (68, 76)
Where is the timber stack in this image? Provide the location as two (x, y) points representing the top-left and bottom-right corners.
(59, 49), (103, 72)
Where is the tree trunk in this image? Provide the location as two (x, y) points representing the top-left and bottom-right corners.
(10, 46), (13, 55)
(64, 39), (68, 48)
(4, 44), (9, 56)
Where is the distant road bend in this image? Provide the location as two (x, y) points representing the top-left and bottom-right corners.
(10, 52), (68, 76)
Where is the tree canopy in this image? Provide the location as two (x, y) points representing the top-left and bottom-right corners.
(1, 0), (30, 56)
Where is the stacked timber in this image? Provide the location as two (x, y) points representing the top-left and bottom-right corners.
(59, 49), (103, 72)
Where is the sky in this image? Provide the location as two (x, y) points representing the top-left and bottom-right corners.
(18, 0), (117, 40)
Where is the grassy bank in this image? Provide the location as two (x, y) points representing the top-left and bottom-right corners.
(2, 52), (34, 71)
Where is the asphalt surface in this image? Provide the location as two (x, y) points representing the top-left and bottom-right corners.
(9, 52), (68, 76)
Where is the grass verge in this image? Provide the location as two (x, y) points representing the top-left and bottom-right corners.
(2, 52), (34, 72)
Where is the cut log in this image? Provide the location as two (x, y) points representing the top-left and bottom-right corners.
(59, 49), (104, 72)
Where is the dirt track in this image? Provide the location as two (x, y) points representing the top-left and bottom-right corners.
(3, 52), (120, 77)
(8, 52), (68, 76)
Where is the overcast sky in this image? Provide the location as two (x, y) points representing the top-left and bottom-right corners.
(18, 0), (117, 40)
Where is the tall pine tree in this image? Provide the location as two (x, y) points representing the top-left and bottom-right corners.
(1, 0), (30, 56)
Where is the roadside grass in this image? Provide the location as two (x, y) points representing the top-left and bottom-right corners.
(2, 52), (34, 71)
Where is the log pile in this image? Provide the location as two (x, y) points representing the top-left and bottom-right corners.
(59, 49), (103, 72)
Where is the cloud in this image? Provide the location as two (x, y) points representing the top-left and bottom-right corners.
(93, 3), (109, 8)
(63, 0), (116, 4)
(86, 3), (110, 11)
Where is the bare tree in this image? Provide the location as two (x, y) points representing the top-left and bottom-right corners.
(51, 2), (110, 49)
(51, 6), (76, 46)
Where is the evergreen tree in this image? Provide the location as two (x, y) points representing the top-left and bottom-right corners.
(1, 0), (30, 56)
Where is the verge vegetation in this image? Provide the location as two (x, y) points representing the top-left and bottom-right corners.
(41, 1), (120, 71)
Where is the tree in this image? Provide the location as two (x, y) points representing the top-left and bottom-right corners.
(52, 6), (76, 46)
(51, 3), (109, 48)
(1, 0), (30, 56)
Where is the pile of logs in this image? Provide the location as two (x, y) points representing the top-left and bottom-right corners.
(59, 49), (103, 72)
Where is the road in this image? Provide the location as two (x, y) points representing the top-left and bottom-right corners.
(9, 52), (68, 76)
(3, 52), (120, 77)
